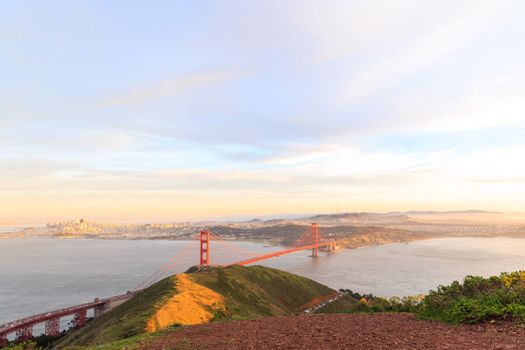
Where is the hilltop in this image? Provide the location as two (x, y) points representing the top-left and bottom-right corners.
(55, 265), (335, 348)
(52, 269), (525, 350)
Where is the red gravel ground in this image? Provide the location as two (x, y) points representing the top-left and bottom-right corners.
(138, 313), (525, 350)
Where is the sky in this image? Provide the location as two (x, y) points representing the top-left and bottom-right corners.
(1, 0), (525, 223)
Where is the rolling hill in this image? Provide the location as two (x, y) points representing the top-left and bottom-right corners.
(54, 265), (335, 348)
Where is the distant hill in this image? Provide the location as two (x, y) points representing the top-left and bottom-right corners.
(400, 210), (501, 215)
(241, 210), (508, 222)
(302, 212), (411, 224)
(55, 265), (334, 348)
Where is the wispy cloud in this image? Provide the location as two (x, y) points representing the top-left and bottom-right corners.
(338, 1), (500, 101)
(102, 71), (236, 107)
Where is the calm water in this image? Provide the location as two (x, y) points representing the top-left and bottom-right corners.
(2, 237), (525, 325)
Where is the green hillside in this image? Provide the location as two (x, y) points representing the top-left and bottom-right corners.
(54, 277), (178, 349)
(191, 265), (334, 319)
(54, 265), (335, 349)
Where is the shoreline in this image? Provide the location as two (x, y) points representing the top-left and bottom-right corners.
(3, 234), (525, 250)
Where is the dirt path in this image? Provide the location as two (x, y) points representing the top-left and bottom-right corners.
(303, 291), (345, 314)
(138, 313), (525, 349)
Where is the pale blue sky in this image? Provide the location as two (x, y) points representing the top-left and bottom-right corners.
(1, 0), (525, 222)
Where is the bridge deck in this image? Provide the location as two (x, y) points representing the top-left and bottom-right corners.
(230, 241), (336, 266)
(0, 291), (140, 336)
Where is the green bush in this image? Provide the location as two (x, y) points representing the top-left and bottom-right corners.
(329, 292), (423, 314)
(2, 341), (42, 350)
(333, 271), (525, 325)
(417, 271), (525, 324)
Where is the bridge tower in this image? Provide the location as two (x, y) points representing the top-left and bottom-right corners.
(94, 301), (109, 318)
(45, 317), (61, 337)
(15, 326), (32, 343)
(200, 230), (210, 268)
(0, 334), (8, 347)
(311, 223), (319, 257)
(72, 310), (87, 328)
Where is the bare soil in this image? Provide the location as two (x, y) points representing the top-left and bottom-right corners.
(138, 313), (525, 349)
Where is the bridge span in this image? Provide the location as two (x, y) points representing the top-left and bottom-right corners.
(231, 241), (338, 266)
(0, 290), (141, 346)
(202, 223), (339, 267)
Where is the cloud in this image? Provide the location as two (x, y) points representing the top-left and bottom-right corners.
(338, 1), (500, 102)
(262, 143), (354, 165)
(2, 1), (525, 221)
(450, 146), (525, 180)
(101, 71), (235, 107)
(389, 76), (525, 133)
(285, 0), (433, 62)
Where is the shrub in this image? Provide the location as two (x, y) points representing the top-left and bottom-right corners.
(417, 271), (525, 324)
(2, 341), (42, 350)
(334, 290), (423, 314)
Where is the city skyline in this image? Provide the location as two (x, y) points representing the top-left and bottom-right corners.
(2, 0), (525, 224)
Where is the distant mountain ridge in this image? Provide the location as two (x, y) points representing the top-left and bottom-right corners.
(237, 210), (508, 225)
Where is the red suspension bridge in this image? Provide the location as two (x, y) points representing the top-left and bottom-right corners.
(0, 223), (338, 346)
(0, 291), (142, 346)
(201, 223), (338, 267)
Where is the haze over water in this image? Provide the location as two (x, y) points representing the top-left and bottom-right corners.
(3, 237), (525, 324)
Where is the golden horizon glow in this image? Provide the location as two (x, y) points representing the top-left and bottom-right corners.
(1, 1), (525, 224)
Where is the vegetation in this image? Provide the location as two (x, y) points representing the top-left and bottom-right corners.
(54, 276), (178, 348)
(418, 271), (525, 324)
(2, 332), (67, 350)
(319, 271), (525, 325)
(316, 289), (421, 315)
(53, 265), (334, 348)
(2, 341), (42, 350)
(190, 265), (334, 320)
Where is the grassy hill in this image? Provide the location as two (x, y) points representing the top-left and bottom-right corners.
(54, 277), (178, 349)
(190, 265), (334, 319)
(54, 265), (334, 348)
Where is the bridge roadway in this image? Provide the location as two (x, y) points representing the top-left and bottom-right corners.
(230, 241), (338, 266)
(0, 290), (142, 345)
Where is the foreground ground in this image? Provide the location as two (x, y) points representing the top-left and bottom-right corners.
(124, 313), (525, 350)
